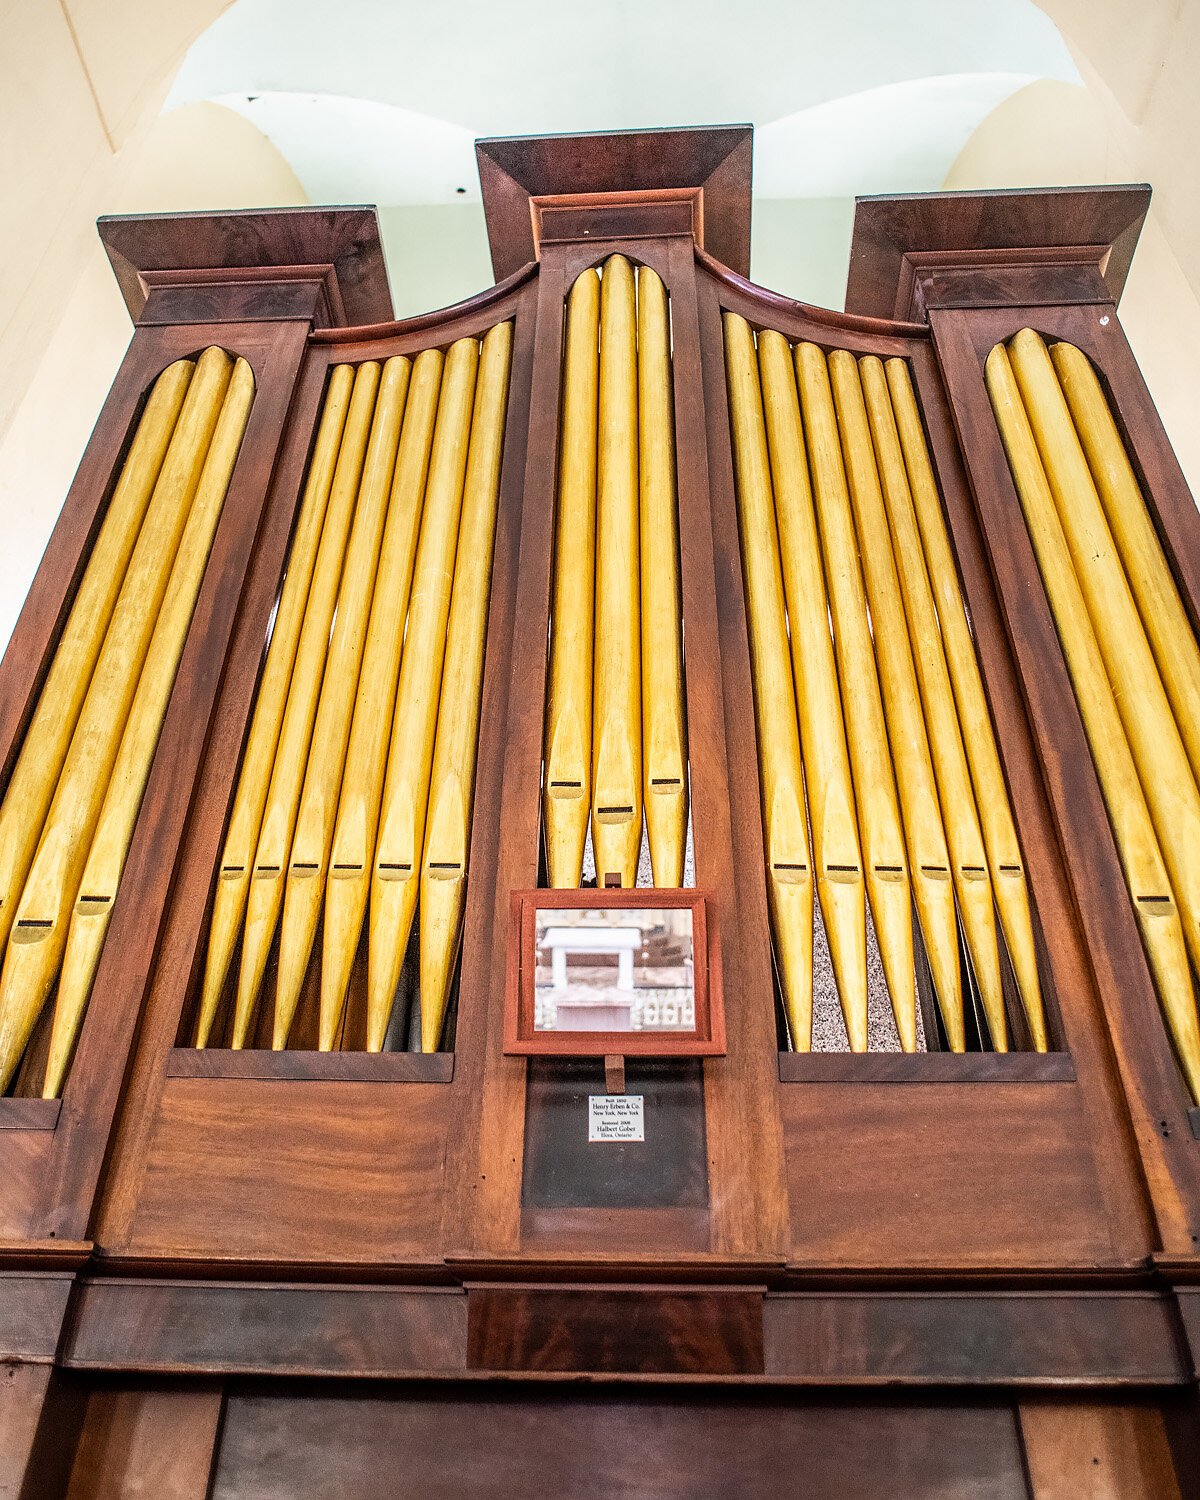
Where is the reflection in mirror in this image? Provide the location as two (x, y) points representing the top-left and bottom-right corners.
(533, 906), (695, 1034)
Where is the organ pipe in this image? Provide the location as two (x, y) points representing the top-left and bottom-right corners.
(45, 358), (255, 1095)
(591, 255), (642, 889)
(195, 364), (355, 1048)
(0, 360), (193, 962)
(987, 342), (1200, 1101)
(419, 321), (513, 1051)
(1008, 330), (1200, 987)
(793, 343), (923, 1051)
(273, 356), (412, 1049)
(826, 350), (969, 1051)
(319, 349), (443, 1048)
(884, 358), (1047, 1051)
(231, 361), (378, 1048)
(855, 355), (1007, 1051)
(1051, 342), (1200, 794)
(638, 266), (687, 888)
(757, 330), (868, 1051)
(543, 270), (600, 889)
(724, 313), (814, 1049)
(0, 346), (235, 1090)
(368, 337), (479, 1051)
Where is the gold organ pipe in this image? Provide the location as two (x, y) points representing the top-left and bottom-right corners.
(543, 269), (600, 888)
(368, 337), (479, 1051)
(987, 344), (1200, 1101)
(273, 356), (412, 1049)
(1051, 340), (1200, 792)
(46, 359), (256, 1095)
(320, 349), (443, 1046)
(1008, 330), (1200, 983)
(592, 255), (643, 889)
(792, 343), (920, 1051)
(757, 330), (868, 1051)
(0, 347), (234, 1091)
(195, 365), (355, 1047)
(231, 362), (379, 1047)
(885, 358), (1046, 1050)
(723, 314), (814, 1048)
(419, 321), (513, 1051)
(0, 359), (194, 958)
(856, 355), (1008, 1051)
(637, 267), (688, 888)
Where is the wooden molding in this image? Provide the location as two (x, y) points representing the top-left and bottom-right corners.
(845, 185), (1151, 320)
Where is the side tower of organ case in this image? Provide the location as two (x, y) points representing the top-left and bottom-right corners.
(2, 137), (1200, 1499)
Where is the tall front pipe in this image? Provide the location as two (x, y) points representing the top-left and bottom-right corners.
(793, 343), (918, 1051)
(1051, 340), (1200, 793)
(987, 344), (1200, 1101)
(724, 314), (813, 1048)
(419, 322), (513, 1051)
(47, 360), (255, 1095)
(885, 358), (1046, 1050)
(591, 256), (642, 888)
(857, 355), (1007, 1051)
(0, 359), (193, 959)
(273, 356), (411, 1049)
(368, 337), (479, 1050)
(0, 347), (234, 1091)
(1009, 330), (1200, 983)
(543, 269), (600, 888)
(320, 349), (443, 1046)
(196, 365), (355, 1047)
(637, 267), (688, 888)
(231, 362), (379, 1047)
(758, 331), (867, 1050)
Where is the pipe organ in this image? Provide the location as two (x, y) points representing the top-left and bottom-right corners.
(3, 133), (1200, 1499)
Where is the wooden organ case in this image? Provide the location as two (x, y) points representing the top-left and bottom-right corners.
(2, 127), (1200, 1497)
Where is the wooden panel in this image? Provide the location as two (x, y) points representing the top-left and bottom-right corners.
(780, 1083), (1113, 1267)
(467, 1286), (762, 1374)
(213, 1388), (1028, 1500)
(66, 1384), (222, 1500)
(522, 1059), (707, 1212)
(1020, 1401), (1184, 1500)
(0, 1364), (86, 1500)
(165, 1050), (453, 1083)
(765, 1292), (1185, 1384)
(66, 1282), (466, 1378)
(0, 1135), (48, 1240)
(0, 1273), (72, 1362)
(123, 1079), (450, 1263)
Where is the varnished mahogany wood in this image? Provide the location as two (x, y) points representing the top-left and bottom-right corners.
(165, 1049), (453, 1082)
(64, 1383), (223, 1500)
(846, 186), (1151, 320)
(778, 1053), (1075, 1082)
(66, 1281), (467, 1378)
(1019, 1400), (1186, 1500)
(476, 127), (753, 279)
(0, 1272), (73, 1360)
(99, 207), (393, 327)
(211, 1388), (1029, 1500)
(764, 1290), (1185, 1384)
(467, 1285), (765, 1374)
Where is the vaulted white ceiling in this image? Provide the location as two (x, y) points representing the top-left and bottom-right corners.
(165, 0), (1078, 307)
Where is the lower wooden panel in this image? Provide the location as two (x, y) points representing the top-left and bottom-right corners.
(123, 1078), (451, 1262)
(65, 1281), (468, 1378)
(764, 1292), (1186, 1385)
(467, 1286), (763, 1374)
(780, 1082), (1113, 1267)
(0, 1272), (73, 1361)
(211, 1387), (1030, 1500)
(65, 1383), (223, 1500)
(1019, 1400), (1184, 1500)
(0, 1131), (51, 1240)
